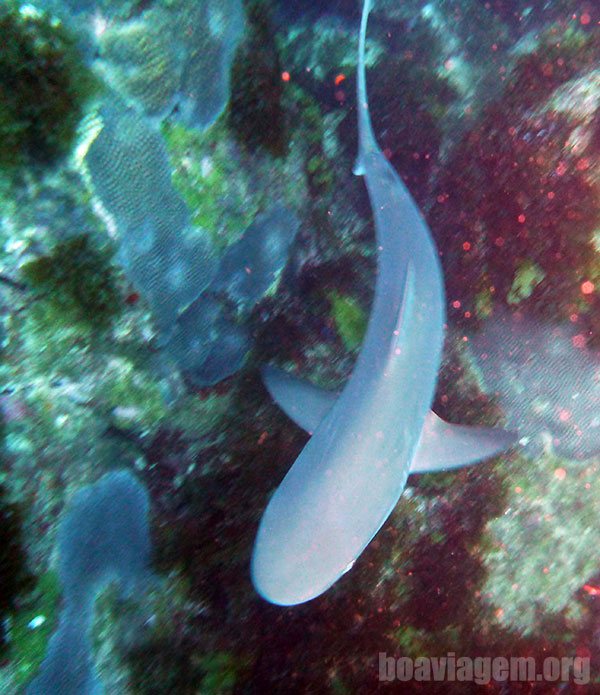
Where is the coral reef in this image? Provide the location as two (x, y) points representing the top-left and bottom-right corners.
(9, 571), (61, 688)
(95, 0), (244, 130)
(429, 22), (600, 337)
(164, 205), (300, 386)
(26, 470), (151, 694)
(84, 101), (217, 334)
(2, 0), (600, 693)
(482, 452), (600, 635)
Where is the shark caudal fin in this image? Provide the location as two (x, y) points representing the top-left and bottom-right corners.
(354, 0), (376, 176)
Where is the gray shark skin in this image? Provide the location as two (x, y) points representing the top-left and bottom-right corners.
(251, 0), (515, 606)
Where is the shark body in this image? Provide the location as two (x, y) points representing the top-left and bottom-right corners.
(251, 0), (515, 606)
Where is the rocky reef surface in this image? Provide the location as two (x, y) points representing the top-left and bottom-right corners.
(0, 0), (599, 693)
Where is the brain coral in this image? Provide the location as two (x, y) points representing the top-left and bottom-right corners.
(95, 0), (244, 129)
(84, 101), (217, 332)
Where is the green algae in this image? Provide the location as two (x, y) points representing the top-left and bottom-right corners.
(327, 291), (368, 351)
(507, 260), (545, 305)
(162, 120), (260, 249)
(474, 286), (494, 319)
(0, 2), (97, 175)
(10, 571), (60, 687)
(282, 84), (336, 195)
(103, 358), (169, 430)
(22, 234), (121, 330)
(306, 153), (335, 192)
(198, 652), (244, 694)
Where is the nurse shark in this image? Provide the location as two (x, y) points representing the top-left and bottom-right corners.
(251, 0), (516, 606)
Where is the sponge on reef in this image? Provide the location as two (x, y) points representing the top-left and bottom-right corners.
(27, 470), (151, 695)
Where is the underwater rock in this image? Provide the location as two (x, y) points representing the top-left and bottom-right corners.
(281, 14), (381, 84)
(84, 98), (299, 386)
(430, 44), (600, 334)
(164, 206), (300, 386)
(469, 311), (600, 461)
(176, 0), (244, 130)
(27, 470), (151, 694)
(212, 205), (300, 308)
(482, 451), (600, 635)
(163, 292), (251, 387)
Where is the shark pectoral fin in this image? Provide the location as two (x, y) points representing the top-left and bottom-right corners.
(260, 365), (339, 434)
(410, 411), (518, 474)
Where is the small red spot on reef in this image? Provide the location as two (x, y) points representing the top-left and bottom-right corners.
(583, 584), (600, 595)
(580, 12), (591, 25)
(334, 73), (346, 86)
(581, 280), (595, 295)
(281, 71), (290, 82)
(125, 292), (140, 305)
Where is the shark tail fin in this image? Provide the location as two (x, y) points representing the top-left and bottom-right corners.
(355, 0), (377, 171)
